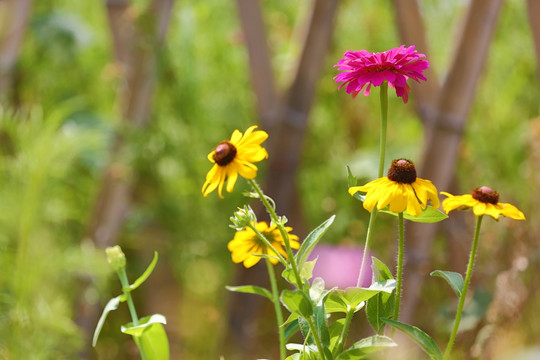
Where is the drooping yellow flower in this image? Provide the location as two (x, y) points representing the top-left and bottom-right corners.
(228, 222), (300, 268)
(441, 186), (525, 220)
(202, 126), (268, 198)
(348, 159), (439, 217)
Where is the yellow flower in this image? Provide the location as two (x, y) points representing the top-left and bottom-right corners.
(228, 222), (300, 268)
(202, 126), (268, 198)
(441, 186), (525, 220)
(348, 159), (439, 217)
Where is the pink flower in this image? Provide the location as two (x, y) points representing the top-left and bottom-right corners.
(334, 45), (429, 103)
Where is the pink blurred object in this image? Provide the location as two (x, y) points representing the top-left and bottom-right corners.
(307, 244), (373, 289)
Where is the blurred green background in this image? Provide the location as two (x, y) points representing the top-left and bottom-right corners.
(0, 0), (538, 359)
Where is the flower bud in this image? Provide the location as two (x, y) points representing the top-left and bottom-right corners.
(230, 205), (257, 231)
(106, 245), (126, 271)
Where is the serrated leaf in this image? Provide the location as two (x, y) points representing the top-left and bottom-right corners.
(281, 289), (313, 318)
(226, 285), (274, 301)
(336, 335), (396, 360)
(295, 215), (336, 267)
(92, 294), (126, 347)
(430, 270), (464, 297)
(123, 252), (158, 292)
(378, 206), (448, 223)
(122, 314), (169, 360)
(381, 318), (442, 360)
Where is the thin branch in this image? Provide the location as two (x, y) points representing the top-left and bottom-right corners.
(235, 0), (279, 127)
(527, 0), (540, 81)
(393, 0), (440, 127)
(0, 0), (33, 99)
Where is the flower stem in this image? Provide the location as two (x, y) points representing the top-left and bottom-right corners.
(392, 212), (405, 333)
(248, 179), (304, 288)
(334, 308), (354, 356)
(378, 82), (388, 178)
(443, 215), (484, 360)
(266, 258), (286, 360)
(306, 316), (326, 360)
(357, 208), (377, 287)
(118, 268), (139, 326)
(117, 268), (149, 360)
(356, 83), (388, 288)
(248, 223), (288, 266)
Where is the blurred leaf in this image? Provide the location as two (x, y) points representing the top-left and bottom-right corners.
(226, 285), (273, 301)
(430, 270), (464, 297)
(283, 318), (300, 341)
(124, 252), (159, 293)
(122, 314), (169, 360)
(281, 289), (313, 318)
(330, 280), (396, 314)
(313, 304), (330, 349)
(295, 215), (336, 267)
(329, 318), (345, 351)
(336, 335), (396, 360)
(282, 259), (317, 286)
(92, 294), (126, 347)
(379, 206), (448, 223)
(381, 318), (442, 360)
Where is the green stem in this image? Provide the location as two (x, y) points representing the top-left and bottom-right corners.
(306, 316), (326, 360)
(118, 268), (139, 326)
(378, 82), (388, 178)
(266, 258), (286, 360)
(117, 268), (149, 360)
(357, 208), (378, 287)
(443, 215), (484, 360)
(248, 223), (288, 266)
(248, 179), (304, 288)
(334, 308), (355, 356)
(392, 212), (405, 332)
(356, 83), (388, 288)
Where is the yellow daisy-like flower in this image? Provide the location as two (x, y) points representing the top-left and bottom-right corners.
(348, 159), (440, 217)
(441, 186), (525, 220)
(202, 126), (268, 198)
(228, 222), (300, 268)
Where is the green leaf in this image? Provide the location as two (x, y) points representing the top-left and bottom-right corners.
(283, 318), (300, 341)
(381, 318), (442, 360)
(371, 257), (394, 283)
(366, 258), (395, 333)
(378, 206), (448, 223)
(123, 252), (159, 292)
(295, 215), (336, 267)
(282, 259), (317, 286)
(430, 270), (464, 297)
(339, 280), (396, 310)
(336, 335), (396, 360)
(314, 304), (330, 348)
(281, 289), (313, 318)
(226, 285), (274, 301)
(329, 318), (345, 351)
(347, 165), (358, 188)
(122, 314), (169, 360)
(92, 294), (126, 347)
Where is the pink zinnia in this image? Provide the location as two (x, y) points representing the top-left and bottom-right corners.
(334, 45), (429, 103)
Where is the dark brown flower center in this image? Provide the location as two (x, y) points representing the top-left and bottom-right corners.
(471, 186), (499, 204)
(213, 141), (237, 166)
(387, 158), (417, 184)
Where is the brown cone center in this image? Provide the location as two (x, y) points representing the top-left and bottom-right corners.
(213, 141), (237, 166)
(471, 186), (499, 204)
(387, 159), (417, 184)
